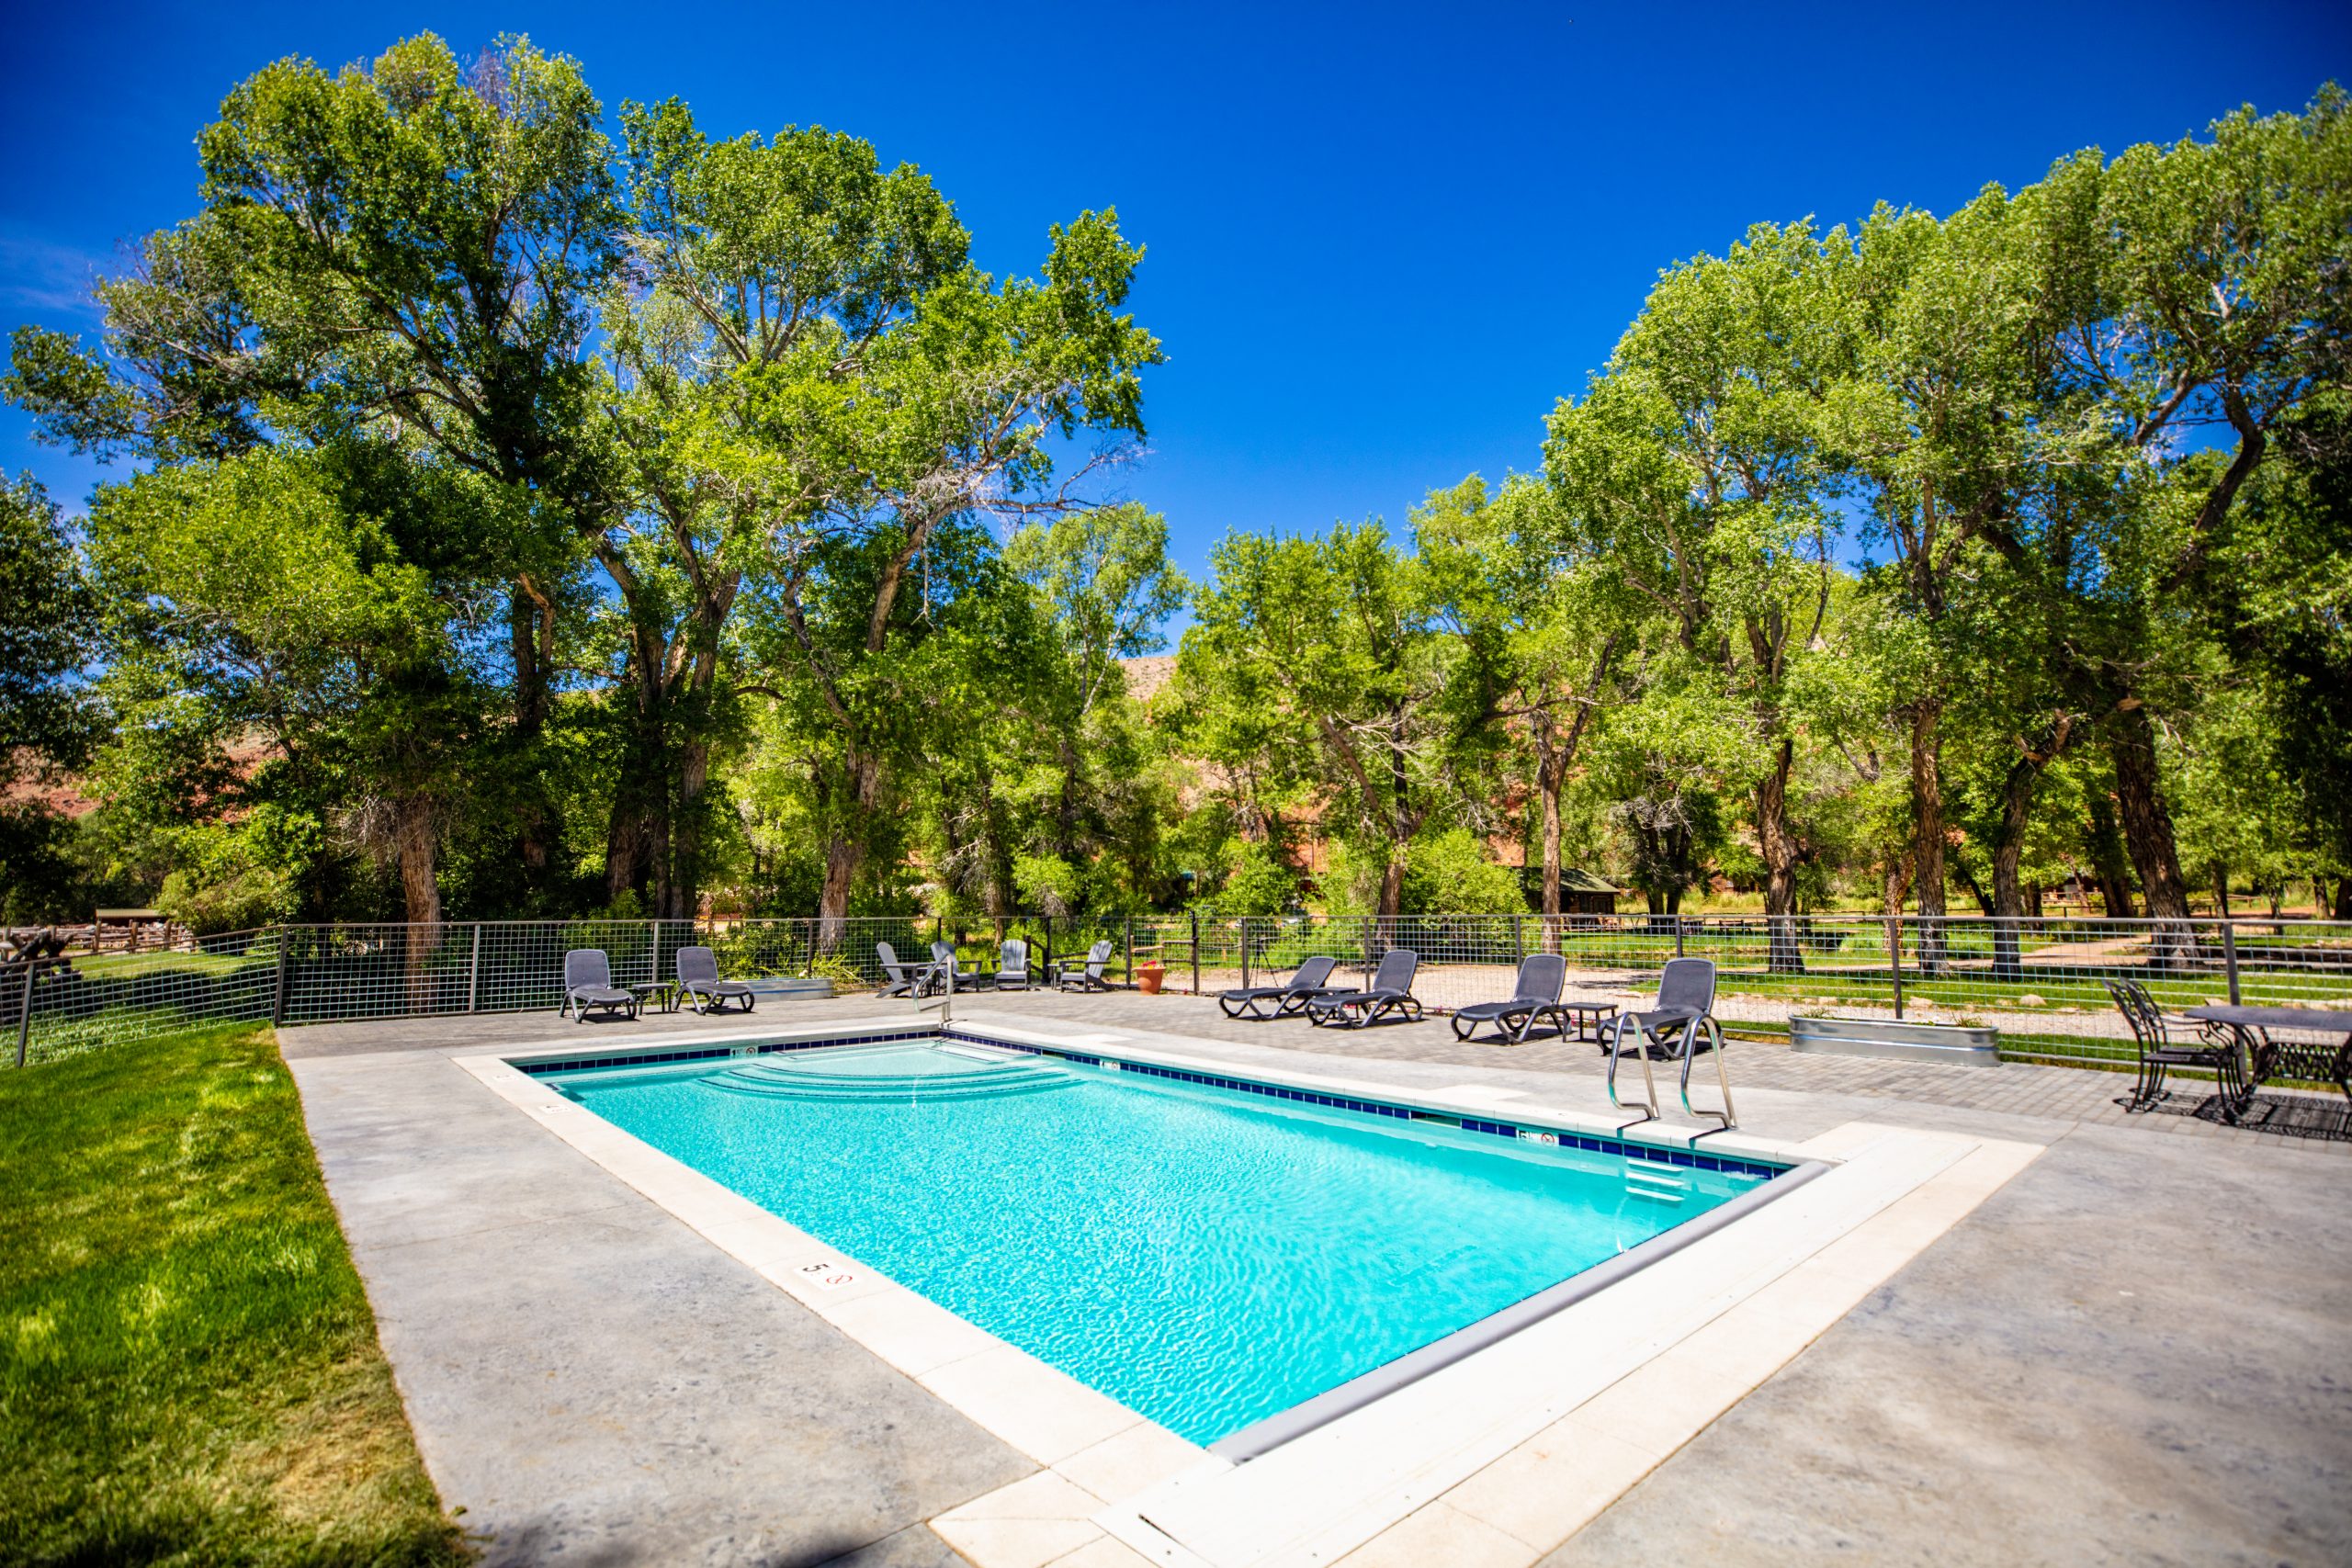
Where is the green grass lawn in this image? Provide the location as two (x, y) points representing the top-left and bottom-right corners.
(0, 1025), (470, 1565)
(71, 948), (268, 980)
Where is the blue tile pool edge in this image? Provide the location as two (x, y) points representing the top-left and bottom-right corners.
(506, 1024), (1793, 1182)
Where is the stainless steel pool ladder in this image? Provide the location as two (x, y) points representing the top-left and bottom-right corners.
(1605, 1011), (1737, 1131)
(915, 962), (956, 1026)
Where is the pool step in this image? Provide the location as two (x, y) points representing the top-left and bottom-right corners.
(1625, 1165), (1689, 1205)
(696, 1057), (1076, 1103)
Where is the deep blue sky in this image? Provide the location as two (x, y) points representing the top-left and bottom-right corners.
(5, 1), (2346, 604)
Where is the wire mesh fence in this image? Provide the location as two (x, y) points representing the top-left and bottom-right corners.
(7, 910), (2348, 1070)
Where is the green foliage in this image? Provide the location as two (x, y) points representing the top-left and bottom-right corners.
(1403, 829), (1527, 917)
(0, 1026), (465, 1562)
(0, 473), (96, 779)
(1010, 852), (1080, 917)
(1205, 838), (1298, 917)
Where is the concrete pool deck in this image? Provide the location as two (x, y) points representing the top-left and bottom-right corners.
(282, 992), (2352, 1566)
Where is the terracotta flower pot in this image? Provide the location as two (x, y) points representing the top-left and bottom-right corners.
(1137, 962), (1166, 995)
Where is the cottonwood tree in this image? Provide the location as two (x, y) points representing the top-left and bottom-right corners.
(1976, 95), (2352, 950)
(86, 447), (490, 962)
(998, 502), (1187, 901)
(1415, 473), (1637, 941)
(1175, 521), (1493, 922)
(1546, 223), (1847, 968)
(748, 220), (1163, 942)
(12, 36), (620, 902)
(593, 100), (972, 913)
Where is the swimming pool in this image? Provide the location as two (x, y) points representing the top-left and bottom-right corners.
(538, 1032), (1790, 1446)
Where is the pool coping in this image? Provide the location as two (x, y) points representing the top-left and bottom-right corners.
(458, 1010), (2041, 1568)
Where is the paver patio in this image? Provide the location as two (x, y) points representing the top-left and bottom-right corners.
(280, 989), (2352, 1565)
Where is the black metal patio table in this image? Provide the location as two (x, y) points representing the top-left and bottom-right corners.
(628, 979), (679, 1015)
(2183, 1005), (2352, 1121)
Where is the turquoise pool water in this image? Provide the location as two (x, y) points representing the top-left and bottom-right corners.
(544, 1038), (1764, 1443)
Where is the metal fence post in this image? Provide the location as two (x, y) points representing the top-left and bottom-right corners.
(272, 931), (288, 1027)
(14, 961), (32, 1067)
(2222, 921), (2241, 1006)
(1886, 916), (1905, 1020)
(649, 919), (660, 987)
(1125, 916), (1135, 988)
(1240, 919), (1252, 991)
(1190, 909), (1201, 995)
(1675, 915), (1686, 958)
(467, 923), (481, 1013)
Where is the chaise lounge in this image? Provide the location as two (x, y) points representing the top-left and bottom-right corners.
(1451, 953), (1567, 1043)
(1304, 949), (1421, 1029)
(1217, 954), (1340, 1019)
(675, 945), (755, 1014)
(561, 948), (639, 1023)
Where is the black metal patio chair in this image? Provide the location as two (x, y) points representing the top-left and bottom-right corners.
(2106, 977), (2228, 1111)
(1451, 953), (1567, 1044)
(1217, 954), (1340, 1020)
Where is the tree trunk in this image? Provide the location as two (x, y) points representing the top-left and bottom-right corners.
(2335, 876), (2352, 921)
(1988, 750), (2045, 979)
(2108, 703), (2196, 967)
(509, 581), (557, 888)
(1756, 739), (1804, 973)
(1911, 704), (1948, 976)
(395, 794), (443, 1010)
(817, 749), (885, 949)
(603, 728), (662, 908)
(1538, 752), (1565, 953)
(1377, 844), (1408, 923)
(395, 795), (442, 928)
(2086, 792), (2137, 920)
(666, 738), (711, 921)
(1883, 845), (1914, 918)
(819, 835), (860, 952)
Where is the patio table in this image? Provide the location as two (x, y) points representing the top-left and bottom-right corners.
(1550, 1000), (1619, 1043)
(2183, 1004), (2352, 1120)
(628, 979), (679, 1015)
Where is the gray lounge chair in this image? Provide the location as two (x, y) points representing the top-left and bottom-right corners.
(876, 941), (929, 998)
(676, 945), (754, 1014)
(994, 939), (1034, 990)
(1305, 949), (1421, 1029)
(1451, 953), (1567, 1043)
(1605, 956), (1735, 1126)
(561, 948), (639, 1023)
(1218, 954), (1340, 1020)
(1056, 940), (1116, 992)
